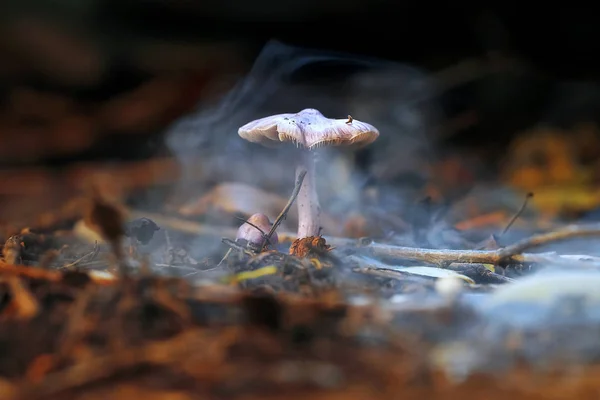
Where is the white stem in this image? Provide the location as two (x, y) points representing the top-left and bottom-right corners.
(296, 152), (321, 238)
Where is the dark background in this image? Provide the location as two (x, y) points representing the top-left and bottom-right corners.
(95, 3), (600, 78)
(1, 2), (600, 165)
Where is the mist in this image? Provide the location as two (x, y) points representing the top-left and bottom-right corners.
(161, 40), (444, 255)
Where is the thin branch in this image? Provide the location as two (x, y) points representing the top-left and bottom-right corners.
(232, 215), (273, 247)
(500, 192), (534, 237)
(216, 238), (256, 267)
(226, 170), (306, 256)
(221, 238), (253, 254)
(216, 249), (232, 268)
(262, 169), (307, 251)
(367, 243), (508, 266)
(61, 242), (100, 270)
(497, 223), (600, 260)
(367, 222), (600, 267)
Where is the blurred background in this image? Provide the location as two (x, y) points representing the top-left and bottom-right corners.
(2, 2), (600, 237)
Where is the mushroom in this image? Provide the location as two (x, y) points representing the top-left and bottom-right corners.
(238, 108), (379, 242)
(235, 213), (279, 251)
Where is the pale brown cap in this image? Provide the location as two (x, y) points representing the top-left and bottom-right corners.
(238, 108), (379, 150)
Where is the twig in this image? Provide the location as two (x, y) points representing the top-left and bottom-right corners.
(61, 242), (100, 270)
(164, 229), (172, 249)
(216, 249), (232, 268)
(367, 222), (600, 267)
(367, 243), (509, 266)
(209, 170), (306, 264)
(500, 192), (534, 237)
(216, 238), (257, 268)
(368, 244), (580, 267)
(160, 173), (296, 267)
(262, 169), (307, 251)
(497, 223), (600, 260)
(232, 215), (274, 248)
(221, 238), (253, 255)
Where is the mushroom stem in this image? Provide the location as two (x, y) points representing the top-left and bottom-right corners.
(296, 151), (321, 238)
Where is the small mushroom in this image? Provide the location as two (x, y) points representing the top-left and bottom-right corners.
(235, 213), (278, 250)
(238, 108), (379, 241)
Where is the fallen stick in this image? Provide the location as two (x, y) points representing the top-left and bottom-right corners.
(368, 223), (600, 267)
(497, 223), (600, 259)
(367, 244), (533, 266)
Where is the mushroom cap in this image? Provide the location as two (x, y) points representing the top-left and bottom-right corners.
(238, 108), (379, 150)
(235, 213), (279, 247)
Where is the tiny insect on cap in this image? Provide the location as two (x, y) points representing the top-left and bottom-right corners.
(238, 108), (379, 150)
